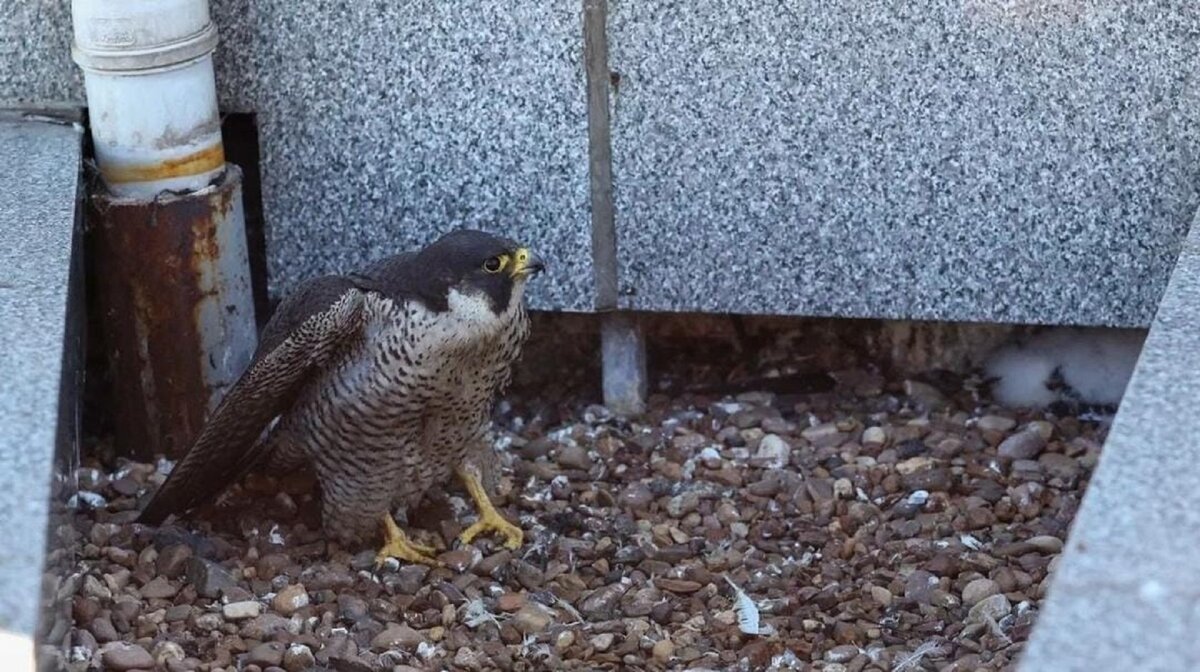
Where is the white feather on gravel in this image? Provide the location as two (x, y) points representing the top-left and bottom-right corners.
(724, 575), (776, 636)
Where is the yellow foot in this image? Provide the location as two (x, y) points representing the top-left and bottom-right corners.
(456, 466), (524, 550)
(460, 509), (524, 550)
(375, 515), (441, 568)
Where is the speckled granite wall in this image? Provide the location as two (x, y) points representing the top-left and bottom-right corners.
(212, 0), (593, 311)
(608, 0), (1200, 326)
(5, 1), (1200, 324)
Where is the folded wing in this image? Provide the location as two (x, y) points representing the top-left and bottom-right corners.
(137, 275), (367, 525)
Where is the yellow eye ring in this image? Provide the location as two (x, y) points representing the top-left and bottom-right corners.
(483, 256), (506, 273)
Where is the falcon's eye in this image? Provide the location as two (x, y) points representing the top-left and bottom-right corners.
(483, 256), (505, 273)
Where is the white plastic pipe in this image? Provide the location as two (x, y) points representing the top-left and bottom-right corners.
(70, 0), (224, 197)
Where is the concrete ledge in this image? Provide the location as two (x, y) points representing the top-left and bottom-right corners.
(1019, 209), (1200, 671)
(0, 111), (84, 671)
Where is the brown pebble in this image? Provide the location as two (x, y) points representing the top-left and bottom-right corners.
(496, 593), (526, 612)
(246, 642), (285, 668)
(272, 584), (309, 616)
(370, 623), (424, 650)
(101, 642), (155, 671)
(139, 576), (178, 599)
(156, 544), (193, 579)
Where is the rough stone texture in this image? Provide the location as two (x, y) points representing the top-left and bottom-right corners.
(9, 3), (1200, 324)
(0, 115), (83, 647)
(1018, 210), (1200, 672)
(607, 1), (1200, 326)
(0, 1), (592, 311)
(0, 3), (81, 107)
(212, 0), (592, 311)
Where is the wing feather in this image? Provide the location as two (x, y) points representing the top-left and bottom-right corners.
(137, 276), (366, 525)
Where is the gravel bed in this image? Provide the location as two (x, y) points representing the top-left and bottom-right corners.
(59, 369), (1105, 672)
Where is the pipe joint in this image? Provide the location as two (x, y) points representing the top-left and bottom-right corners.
(70, 0), (224, 197)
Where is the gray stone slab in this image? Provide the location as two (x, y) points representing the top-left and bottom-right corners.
(0, 2), (81, 107)
(0, 114), (83, 646)
(608, 1), (1200, 327)
(1018, 209), (1200, 672)
(10, 3), (1200, 325)
(212, 0), (593, 311)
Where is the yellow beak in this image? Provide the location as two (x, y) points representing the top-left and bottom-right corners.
(510, 247), (546, 278)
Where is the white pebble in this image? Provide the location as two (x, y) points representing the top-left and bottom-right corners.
(222, 601), (261, 620)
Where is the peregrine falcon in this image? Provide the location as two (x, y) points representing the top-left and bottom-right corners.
(137, 229), (544, 566)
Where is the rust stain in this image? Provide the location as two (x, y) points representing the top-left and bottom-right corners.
(87, 170), (238, 459)
(102, 143), (225, 184)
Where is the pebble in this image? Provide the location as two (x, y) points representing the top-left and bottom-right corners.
(512, 604), (554, 634)
(555, 630), (576, 652)
(968, 593), (1013, 624)
(186, 557), (236, 598)
(869, 586), (893, 607)
(282, 644), (316, 672)
(861, 426), (887, 446)
(272, 584), (309, 616)
(194, 612), (223, 631)
(1027, 420), (1055, 440)
(591, 633), (616, 652)
(82, 575), (111, 601)
(371, 623), (424, 649)
(833, 477), (854, 499)
(619, 483), (654, 511)
(800, 423), (841, 446)
(101, 642), (155, 671)
(1041, 453), (1081, 481)
(438, 548), (481, 573)
(825, 645), (860, 663)
(581, 581), (630, 619)
(152, 641), (185, 665)
(656, 578), (702, 593)
(754, 434), (791, 468)
(961, 578), (1001, 607)
(89, 616), (118, 643)
(652, 638), (675, 663)
(247, 642), (285, 668)
(140, 576), (178, 599)
(904, 380), (948, 409)
(977, 415), (1017, 433)
(156, 543), (193, 579)
(666, 491), (700, 518)
(164, 604), (191, 622)
(556, 444), (594, 471)
(299, 563), (355, 591)
(222, 601), (262, 621)
(1028, 535), (1065, 554)
(454, 647), (490, 670)
(998, 429), (1047, 460)
(496, 593), (526, 612)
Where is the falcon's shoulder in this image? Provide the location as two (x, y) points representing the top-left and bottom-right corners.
(253, 274), (366, 364)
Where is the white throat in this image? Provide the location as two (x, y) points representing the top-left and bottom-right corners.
(445, 280), (526, 335)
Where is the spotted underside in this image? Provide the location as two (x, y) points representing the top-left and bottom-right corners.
(269, 290), (529, 545)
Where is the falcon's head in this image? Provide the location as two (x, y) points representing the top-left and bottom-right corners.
(414, 229), (546, 321)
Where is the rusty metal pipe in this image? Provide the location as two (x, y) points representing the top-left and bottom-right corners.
(88, 165), (257, 459)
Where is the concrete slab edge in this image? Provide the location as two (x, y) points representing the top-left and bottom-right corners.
(0, 110), (85, 672)
(1018, 206), (1200, 671)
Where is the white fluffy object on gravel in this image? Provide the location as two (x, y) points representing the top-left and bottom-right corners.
(984, 327), (1145, 408)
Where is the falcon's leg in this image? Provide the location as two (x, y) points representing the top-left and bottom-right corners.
(456, 465), (523, 550)
(376, 515), (441, 567)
